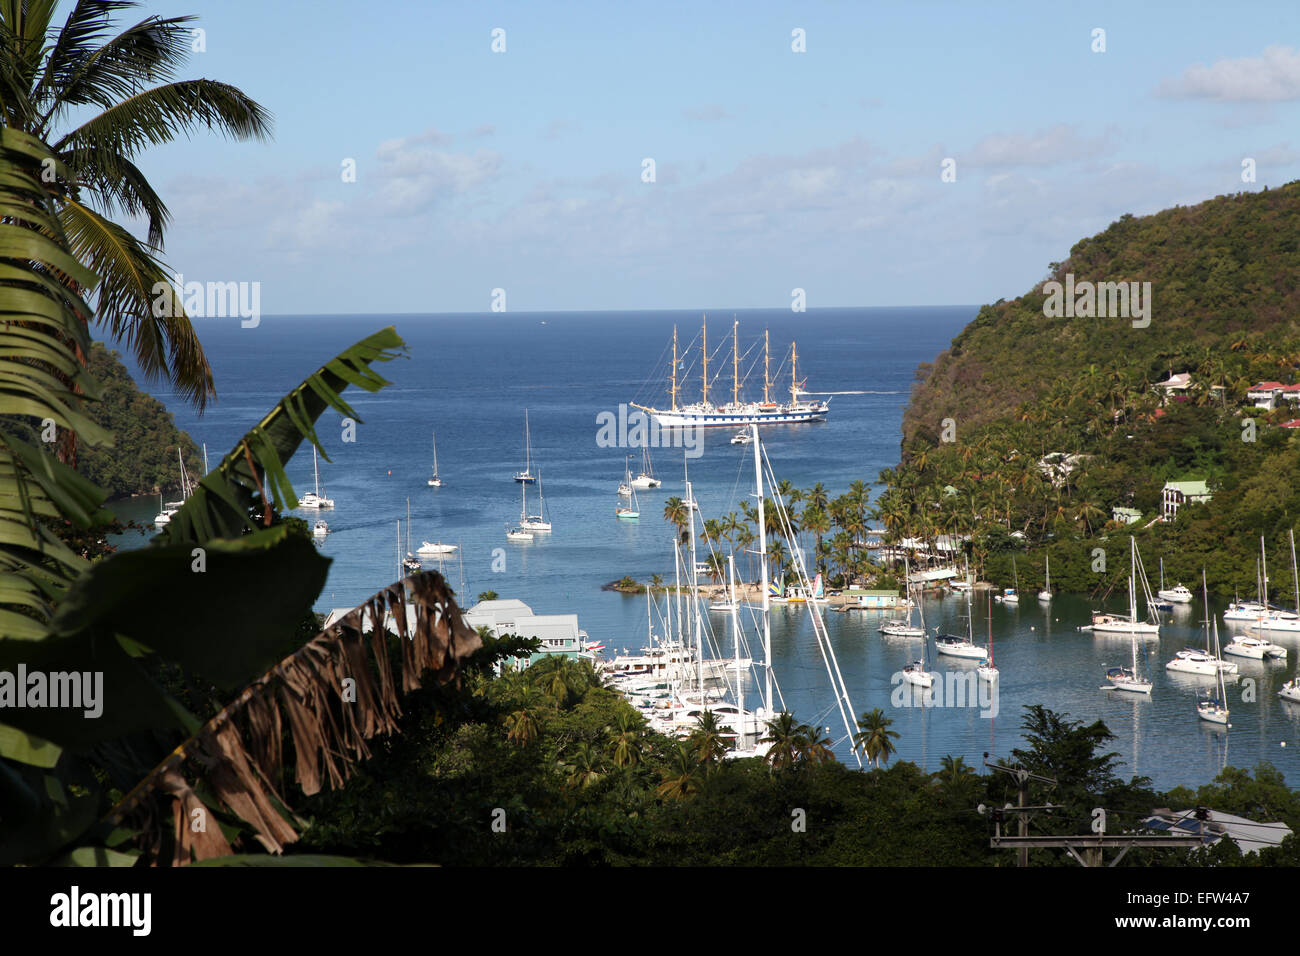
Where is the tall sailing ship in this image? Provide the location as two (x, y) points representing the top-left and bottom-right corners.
(631, 318), (830, 428)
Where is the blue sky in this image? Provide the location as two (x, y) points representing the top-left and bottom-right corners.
(107, 0), (1300, 313)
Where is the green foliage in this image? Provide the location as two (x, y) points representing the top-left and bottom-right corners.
(75, 344), (201, 500)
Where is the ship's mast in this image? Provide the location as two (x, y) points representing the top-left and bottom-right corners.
(671, 325), (678, 411)
(753, 424), (771, 714)
(763, 330), (771, 404)
(701, 317), (709, 405)
(732, 318), (740, 406)
(791, 341), (798, 402)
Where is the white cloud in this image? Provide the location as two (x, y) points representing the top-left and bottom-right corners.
(966, 123), (1113, 167)
(684, 104), (730, 122)
(1159, 46), (1300, 102)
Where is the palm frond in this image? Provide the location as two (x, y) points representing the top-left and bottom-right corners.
(59, 197), (212, 407)
(161, 327), (407, 543)
(0, 127), (109, 638)
(54, 77), (273, 159)
(108, 571), (483, 864)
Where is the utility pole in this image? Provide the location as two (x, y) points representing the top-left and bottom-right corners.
(981, 755), (1205, 866)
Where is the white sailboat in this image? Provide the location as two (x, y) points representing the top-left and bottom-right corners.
(520, 469), (552, 531)
(427, 431), (443, 487)
(880, 556), (925, 637)
(402, 500), (421, 573)
(299, 445), (334, 510)
(903, 633), (936, 688)
(616, 458), (640, 519)
(506, 482), (534, 540)
(1002, 558), (1020, 604)
(1103, 624), (1152, 694)
(1089, 537), (1161, 636)
(630, 446), (661, 489)
(1167, 572), (1239, 676)
(936, 558), (986, 658)
(1197, 618), (1231, 725)
(153, 447), (192, 526)
(513, 409), (537, 483)
(1038, 553), (1052, 602)
(977, 592), (999, 681)
(1248, 531), (1300, 633)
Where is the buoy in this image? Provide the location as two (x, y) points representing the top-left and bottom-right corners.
(1283, 741), (1288, 748)
(387, 470), (391, 476)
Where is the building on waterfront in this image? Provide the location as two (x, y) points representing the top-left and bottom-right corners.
(1144, 807), (1292, 855)
(843, 588), (905, 608)
(1161, 479), (1213, 521)
(1112, 505), (1142, 525)
(462, 598), (591, 667)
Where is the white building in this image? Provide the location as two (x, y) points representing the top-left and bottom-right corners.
(462, 598), (591, 666)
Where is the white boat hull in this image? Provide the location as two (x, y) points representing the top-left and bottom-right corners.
(935, 640), (987, 659)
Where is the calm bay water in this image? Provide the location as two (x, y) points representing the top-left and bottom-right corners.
(108, 308), (1300, 791)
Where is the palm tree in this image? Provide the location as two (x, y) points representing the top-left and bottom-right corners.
(797, 723), (835, 764)
(760, 712), (802, 770)
(503, 707), (540, 746)
(852, 708), (900, 768)
(0, 1), (272, 410)
(608, 710), (644, 768)
(663, 496), (689, 533)
(688, 710), (729, 764)
(559, 741), (605, 790)
(655, 741), (701, 799)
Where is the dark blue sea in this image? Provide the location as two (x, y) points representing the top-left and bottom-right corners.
(107, 308), (1300, 792)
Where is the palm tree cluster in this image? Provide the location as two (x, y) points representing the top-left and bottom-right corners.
(662, 478), (877, 588)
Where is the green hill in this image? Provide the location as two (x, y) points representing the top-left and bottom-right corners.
(78, 342), (202, 502)
(883, 183), (1300, 600)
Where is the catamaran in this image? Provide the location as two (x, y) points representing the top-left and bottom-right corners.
(630, 320), (830, 429)
(1246, 531), (1300, 633)
(1089, 537), (1161, 636)
(427, 431), (443, 487)
(1196, 619), (1231, 725)
(630, 446), (662, 489)
(1167, 572), (1239, 676)
(299, 445), (334, 510)
(513, 409), (537, 483)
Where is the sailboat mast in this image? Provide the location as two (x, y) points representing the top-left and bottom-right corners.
(791, 341), (798, 402)
(701, 319), (709, 405)
(732, 319), (740, 406)
(671, 325), (678, 411)
(1262, 535), (1270, 608)
(753, 424), (772, 714)
(686, 478), (703, 696)
(202, 443), (209, 476)
(432, 431), (438, 476)
(313, 445), (321, 497)
(1291, 529), (1299, 611)
(763, 330), (771, 404)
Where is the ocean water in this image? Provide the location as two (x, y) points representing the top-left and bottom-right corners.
(107, 308), (1300, 792)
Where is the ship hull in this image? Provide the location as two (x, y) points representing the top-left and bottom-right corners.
(646, 407), (828, 428)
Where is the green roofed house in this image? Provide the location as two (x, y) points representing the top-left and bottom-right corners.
(1112, 506), (1142, 525)
(1162, 480), (1212, 522)
(844, 588), (905, 609)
